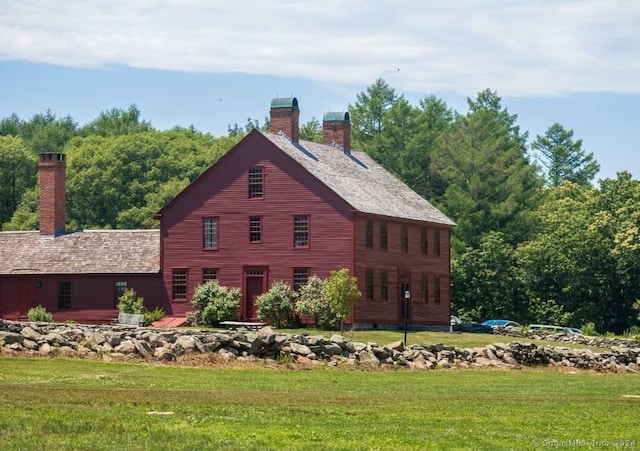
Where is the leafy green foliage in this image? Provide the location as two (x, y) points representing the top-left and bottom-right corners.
(189, 280), (240, 327)
(256, 280), (295, 328)
(27, 305), (53, 322)
(429, 89), (542, 254)
(452, 232), (529, 322)
(532, 123), (600, 188)
(325, 269), (361, 333)
(295, 276), (341, 330)
(117, 289), (146, 314)
(77, 104), (153, 137)
(0, 136), (37, 228)
(116, 288), (164, 324)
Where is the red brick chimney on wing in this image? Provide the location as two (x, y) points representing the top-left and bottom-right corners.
(39, 152), (66, 237)
(269, 97), (299, 143)
(322, 112), (351, 154)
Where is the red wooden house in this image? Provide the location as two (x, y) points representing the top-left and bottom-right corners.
(0, 97), (455, 328)
(0, 153), (162, 324)
(155, 98), (455, 327)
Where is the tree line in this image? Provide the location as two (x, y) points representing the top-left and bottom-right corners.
(1, 81), (638, 334)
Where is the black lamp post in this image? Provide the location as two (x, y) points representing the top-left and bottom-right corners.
(403, 290), (410, 345)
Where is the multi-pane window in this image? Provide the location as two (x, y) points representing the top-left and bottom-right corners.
(114, 281), (127, 308)
(434, 229), (441, 256)
(250, 216), (262, 242)
(203, 268), (218, 282)
(365, 220), (373, 249)
(58, 281), (71, 309)
(248, 167), (264, 198)
(380, 270), (388, 301)
(172, 269), (187, 299)
(421, 227), (428, 255)
(365, 269), (374, 300)
(293, 268), (309, 290)
(203, 217), (219, 249)
(434, 276), (441, 304)
(401, 224), (408, 253)
(294, 215), (309, 247)
(421, 275), (429, 303)
(380, 221), (388, 250)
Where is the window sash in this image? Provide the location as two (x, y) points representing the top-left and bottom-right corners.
(203, 217), (219, 249)
(172, 270), (187, 299)
(114, 281), (127, 308)
(250, 216), (261, 242)
(365, 220), (373, 249)
(380, 270), (388, 301)
(58, 281), (71, 309)
(294, 215), (309, 247)
(203, 269), (218, 282)
(365, 270), (374, 300)
(293, 268), (309, 290)
(401, 224), (408, 253)
(248, 168), (263, 198)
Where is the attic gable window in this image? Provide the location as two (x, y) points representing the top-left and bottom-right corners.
(294, 215), (309, 247)
(248, 167), (264, 198)
(203, 217), (218, 249)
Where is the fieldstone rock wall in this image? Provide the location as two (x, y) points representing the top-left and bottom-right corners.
(1, 319), (639, 373)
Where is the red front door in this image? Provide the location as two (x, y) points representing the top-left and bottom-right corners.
(244, 268), (266, 320)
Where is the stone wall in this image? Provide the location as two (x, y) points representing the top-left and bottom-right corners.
(1, 320), (639, 373)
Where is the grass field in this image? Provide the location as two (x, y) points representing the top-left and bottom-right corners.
(1, 354), (639, 450)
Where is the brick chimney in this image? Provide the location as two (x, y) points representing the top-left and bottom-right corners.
(322, 112), (351, 153)
(270, 97), (299, 143)
(39, 152), (66, 236)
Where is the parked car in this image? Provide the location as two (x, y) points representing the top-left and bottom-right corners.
(527, 324), (566, 333)
(451, 315), (493, 334)
(563, 327), (583, 335)
(481, 319), (523, 331)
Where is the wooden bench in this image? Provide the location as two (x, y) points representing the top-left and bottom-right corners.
(219, 320), (266, 331)
(111, 312), (146, 327)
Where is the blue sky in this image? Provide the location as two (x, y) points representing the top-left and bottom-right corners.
(1, 0), (639, 181)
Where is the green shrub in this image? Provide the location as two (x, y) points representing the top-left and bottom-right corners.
(117, 289), (164, 325)
(325, 268), (361, 333)
(190, 280), (240, 327)
(256, 281), (295, 328)
(623, 325), (640, 340)
(580, 322), (598, 336)
(117, 289), (145, 314)
(296, 276), (341, 330)
(27, 305), (53, 322)
(144, 307), (165, 325)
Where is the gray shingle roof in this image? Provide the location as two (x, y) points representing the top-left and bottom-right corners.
(0, 229), (160, 275)
(260, 130), (456, 226)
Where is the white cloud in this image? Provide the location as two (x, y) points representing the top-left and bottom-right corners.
(1, 0), (639, 96)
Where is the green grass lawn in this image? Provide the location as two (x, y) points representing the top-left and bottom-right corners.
(1, 356), (638, 450)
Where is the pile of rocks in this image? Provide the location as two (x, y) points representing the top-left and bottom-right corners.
(493, 327), (640, 349)
(1, 319), (639, 373)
